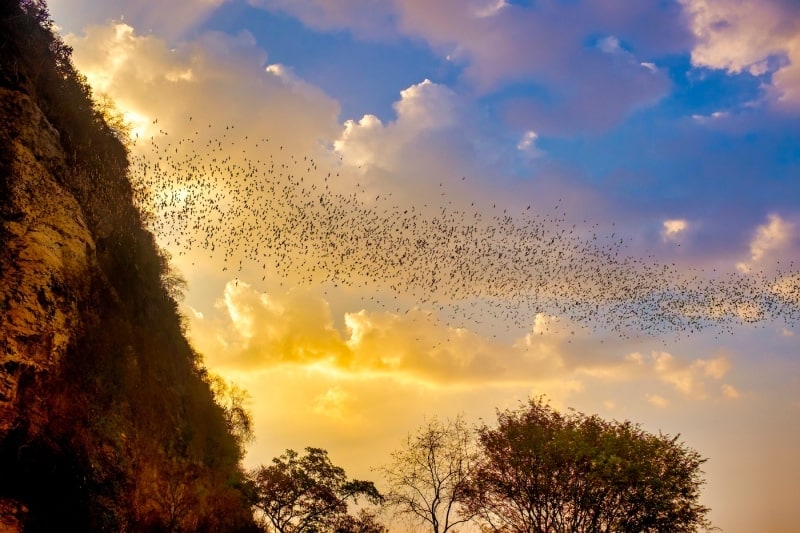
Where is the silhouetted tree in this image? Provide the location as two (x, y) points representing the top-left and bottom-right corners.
(251, 447), (382, 533)
(208, 373), (254, 451)
(333, 509), (387, 533)
(467, 398), (712, 532)
(380, 415), (478, 533)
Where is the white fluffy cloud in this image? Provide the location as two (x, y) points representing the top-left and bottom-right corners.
(737, 213), (795, 272)
(334, 79), (458, 170)
(681, 0), (800, 110)
(329, 78), (529, 212)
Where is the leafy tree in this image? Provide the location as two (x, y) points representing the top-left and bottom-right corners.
(251, 447), (383, 533)
(467, 398), (712, 533)
(332, 509), (388, 533)
(207, 373), (254, 451)
(380, 415), (478, 533)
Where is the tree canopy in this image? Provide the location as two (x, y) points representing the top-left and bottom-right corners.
(251, 447), (383, 533)
(467, 398), (712, 532)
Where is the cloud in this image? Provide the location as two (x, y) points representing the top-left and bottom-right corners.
(195, 283), (659, 400)
(680, 0), (800, 111)
(471, 0), (508, 19)
(64, 22), (342, 157)
(748, 214), (794, 263)
(736, 213), (794, 272)
(247, 0), (396, 40)
(192, 281), (580, 386)
(328, 78), (530, 211)
(251, 0), (682, 132)
(49, 0), (230, 40)
(691, 110), (729, 124)
(264, 63), (338, 106)
(662, 218), (689, 242)
(650, 351), (732, 400)
(334, 79), (459, 170)
(312, 385), (357, 420)
(516, 130), (543, 158)
(590, 349), (738, 405)
(220, 282), (349, 368)
(646, 393), (670, 408)
(188, 281), (748, 412)
(721, 383), (742, 399)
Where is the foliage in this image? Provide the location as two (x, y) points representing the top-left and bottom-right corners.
(251, 447), (383, 533)
(380, 415), (478, 533)
(333, 509), (388, 533)
(0, 1), (258, 530)
(467, 398), (712, 533)
(93, 91), (134, 145)
(208, 373), (255, 451)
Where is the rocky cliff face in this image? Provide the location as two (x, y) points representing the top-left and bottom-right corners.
(1, 87), (107, 531)
(0, 3), (257, 530)
(0, 87), (98, 438)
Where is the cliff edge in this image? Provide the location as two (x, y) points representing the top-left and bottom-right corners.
(0, 1), (257, 530)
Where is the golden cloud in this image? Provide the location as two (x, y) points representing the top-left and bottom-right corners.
(187, 281), (743, 410)
(191, 281), (575, 387)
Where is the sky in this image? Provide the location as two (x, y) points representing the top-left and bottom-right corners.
(46, 0), (800, 531)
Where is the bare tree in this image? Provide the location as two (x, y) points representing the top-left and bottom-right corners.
(379, 415), (478, 533)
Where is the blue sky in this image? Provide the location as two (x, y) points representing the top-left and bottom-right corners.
(203, 4), (458, 122)
(180, 1), (800, 238)
(50, 1), (800, 531)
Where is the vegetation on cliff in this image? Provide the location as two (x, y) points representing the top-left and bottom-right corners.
(0, 0), (257, 529)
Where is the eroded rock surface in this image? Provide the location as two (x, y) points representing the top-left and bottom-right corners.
(0, 87), (98, 436)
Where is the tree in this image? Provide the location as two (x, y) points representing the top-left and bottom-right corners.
(380, 415), (478, 533)
(251, 447), (383, 533)
(467, 398), (713, 533)
(332, 509), (388, 533)
(207, 373), (254, 451)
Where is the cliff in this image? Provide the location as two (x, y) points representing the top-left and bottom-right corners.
(0, 1), (257, 530)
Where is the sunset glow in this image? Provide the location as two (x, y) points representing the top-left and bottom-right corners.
(49, 1), (800, 531)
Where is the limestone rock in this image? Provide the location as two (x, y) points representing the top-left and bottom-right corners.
(0, 87), (98, 436)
